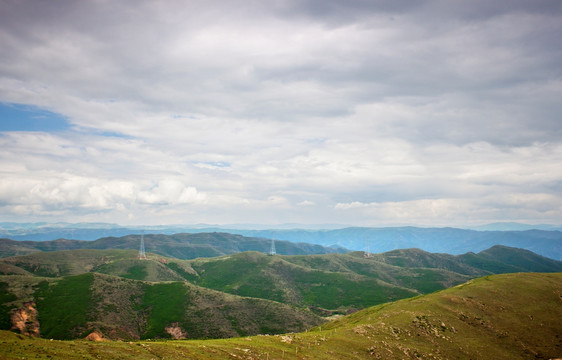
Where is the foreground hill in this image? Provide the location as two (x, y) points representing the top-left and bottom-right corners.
(0, 272), (560, 359)
(0, 232), (346, 259)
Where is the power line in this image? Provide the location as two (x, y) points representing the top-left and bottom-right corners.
(139, 232), (147, 260)
(268, 237), (276, 256)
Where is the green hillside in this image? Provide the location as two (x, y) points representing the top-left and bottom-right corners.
(189, 251), (419, 312)
(0, 249), (467, 313)
(0, 272), (322, 340)
(1, 249), (138, 278)
(0, 238), (41, 258)
(460, 245), (562, 273)
(184, 245), (561, 313)
(0, 248), (198, 282)
(0, 272), (560, 359)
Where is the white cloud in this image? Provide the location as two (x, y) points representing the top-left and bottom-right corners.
(138, 179), (206, 205)
(334, 193), (562, 226)
(0, 0), (561, 226)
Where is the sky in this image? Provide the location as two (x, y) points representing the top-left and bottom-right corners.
(0, 0), (561, 227)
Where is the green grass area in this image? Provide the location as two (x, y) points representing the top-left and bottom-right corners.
(140, 282), (188, 339)
(189, 252), (451, 311)
(95, 260), (149, 280)
(288, 266), (416, 309)
(165, 262), (198, 281)
(122, 264), (147, 280)
(394, 268), (459, 293)
(35, 273), (95, 339)
(190, 253), (285, 301)
(0, 282), (16, 329)
(457, 252), (522, 273)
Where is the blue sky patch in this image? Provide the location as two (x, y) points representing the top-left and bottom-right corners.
(0, 103), (70, 132)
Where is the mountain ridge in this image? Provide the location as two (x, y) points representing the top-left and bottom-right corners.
(2, 224), (561, 260)
(0, 232), (346, 259)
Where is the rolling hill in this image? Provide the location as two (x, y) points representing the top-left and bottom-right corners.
(0, 272), (560, 359)
(1, 244), (560, 340)
(184, 245), (561, 312)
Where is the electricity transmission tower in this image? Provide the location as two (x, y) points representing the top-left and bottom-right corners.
(139, 232), (147, 260)
(268, 237), (276, 256)
(364, 238), (372, 258)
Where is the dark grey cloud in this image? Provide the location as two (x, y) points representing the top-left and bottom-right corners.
(272, 0), (426, 25)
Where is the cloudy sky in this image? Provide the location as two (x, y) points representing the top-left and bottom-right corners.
(0, 0), (561, 227)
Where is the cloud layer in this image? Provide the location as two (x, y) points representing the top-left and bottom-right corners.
(0, 0), (561, 226)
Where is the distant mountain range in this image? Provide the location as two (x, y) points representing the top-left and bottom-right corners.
(468, 221), (562, 231)
(228, 227), (562, 260)
(2, 221), (561, 232)
(1, 222), (561, 260)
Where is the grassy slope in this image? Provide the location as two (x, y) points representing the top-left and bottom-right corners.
(0, 249), (197, 282)
(283, 252), (474, 294)
(35, 273), (95, 339)
(463, 245), (562, 273)
(0, 249), (139, 278)
(0, 272), (560, 359)
(0, 238), (42, 258)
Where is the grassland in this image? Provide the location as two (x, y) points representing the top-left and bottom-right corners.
(35, 273), (94, 339)
(0, 272), (560, 359)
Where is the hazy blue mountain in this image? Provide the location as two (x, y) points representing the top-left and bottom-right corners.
(468, 222), (562, 231)
(223, 227), (562, 260)
(1, 223), (560, 260)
